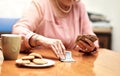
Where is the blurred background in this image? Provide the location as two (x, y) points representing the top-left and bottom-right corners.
(83, 0), (120, 52)
(0, 0), (120, 52)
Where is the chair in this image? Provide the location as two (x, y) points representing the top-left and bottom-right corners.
(0, 18), (19, 35)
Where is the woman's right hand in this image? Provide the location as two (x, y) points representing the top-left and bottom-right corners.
(34, 35), (66, 60)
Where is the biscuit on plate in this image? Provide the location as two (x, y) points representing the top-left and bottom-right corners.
(32, 58), (48, 65)
(29, 53), (42, 59)
(16, 59), (31, 65)
(21, 55), (35, 60)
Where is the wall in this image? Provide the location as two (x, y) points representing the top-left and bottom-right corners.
(83, 0), (120, 51)
(0, 0), (30, 18)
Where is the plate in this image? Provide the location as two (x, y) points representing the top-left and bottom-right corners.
(16, 58), (55, 68)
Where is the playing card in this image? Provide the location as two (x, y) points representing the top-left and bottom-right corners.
(61, 51), (76, 62)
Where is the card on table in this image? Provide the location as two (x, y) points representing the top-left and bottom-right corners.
(61, 51), (76, 62)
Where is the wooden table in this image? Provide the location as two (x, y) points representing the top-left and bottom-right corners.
(0, 48), (120, 76)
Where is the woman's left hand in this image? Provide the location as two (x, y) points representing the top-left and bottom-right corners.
(77, 38), (96, 53)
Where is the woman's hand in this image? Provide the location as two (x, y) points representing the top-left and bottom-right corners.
(35, 36), (66, 60)
(77, 38), (96, 53)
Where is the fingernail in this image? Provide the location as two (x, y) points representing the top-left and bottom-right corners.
(60, 56), (65, 60)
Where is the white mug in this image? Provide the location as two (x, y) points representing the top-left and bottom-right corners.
(1, 34), (21, 60)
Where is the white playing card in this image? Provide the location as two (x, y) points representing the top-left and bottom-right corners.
(61, 51), (76, 62)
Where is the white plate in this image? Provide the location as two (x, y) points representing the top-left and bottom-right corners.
(16, 58), (55, 68)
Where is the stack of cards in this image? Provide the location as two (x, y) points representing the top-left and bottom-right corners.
(61, 51), (76, 62)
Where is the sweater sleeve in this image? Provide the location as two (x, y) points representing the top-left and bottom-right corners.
(79, 2), (99, 48)
(12, 0), (43, 51)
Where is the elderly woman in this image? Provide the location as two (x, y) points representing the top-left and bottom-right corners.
(12, 0), (99, 60)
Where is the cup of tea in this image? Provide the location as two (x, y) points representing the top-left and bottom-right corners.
(1, 34), (21, 60)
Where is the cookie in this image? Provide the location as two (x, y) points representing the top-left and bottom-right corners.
(29, 53), (42, 59)
(32, 58), (48, 65)
(21, 55), (35, 60)
(16, 59), (31, 65)
(21, 60), (31, 64)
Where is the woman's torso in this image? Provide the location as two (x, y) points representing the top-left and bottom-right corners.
(34, 0), (81, 49)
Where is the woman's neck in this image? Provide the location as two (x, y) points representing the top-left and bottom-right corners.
(55, 0), (72, 14)
(57, 0), (71, 11)
(50, 0), (72, 18)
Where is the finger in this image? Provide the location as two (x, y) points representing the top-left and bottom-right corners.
(51, 45), (60, 58)
(56, 40), (65, 59)
(80, 41), (95, 52)
(77, 40), (88, 50)
(84, 38), (94, 47)
(78, 40), (92, 52)
(84, 38), (96, 51)
(77, 40), (96, 53)
(51, 43), (65, 60)
(59, 41), (66, 55)
(57, 43), (65, 60)
(77, 41), (87, 52)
